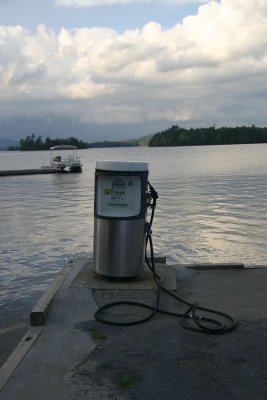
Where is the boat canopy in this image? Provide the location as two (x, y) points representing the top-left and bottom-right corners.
(50, 145), (78, 150)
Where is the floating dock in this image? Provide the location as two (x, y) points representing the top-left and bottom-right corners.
(0, 259), (267, 399)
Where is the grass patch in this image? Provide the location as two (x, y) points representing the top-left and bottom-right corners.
(115, 371), (139, 389)
(89, 328), (106, 342)
(175, 357), (198, 367)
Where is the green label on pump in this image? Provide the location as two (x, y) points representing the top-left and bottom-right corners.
(104, 188), (113, 195)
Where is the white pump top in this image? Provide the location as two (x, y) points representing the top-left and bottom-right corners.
(96, 160), (149, 172)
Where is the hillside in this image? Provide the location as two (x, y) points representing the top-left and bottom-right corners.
(0, 138), (18, 150)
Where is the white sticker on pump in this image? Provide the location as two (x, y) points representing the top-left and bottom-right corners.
(97, 175), (141, 217)
(111, 178), (126, 203)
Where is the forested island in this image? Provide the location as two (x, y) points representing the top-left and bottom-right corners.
(148, 125), (267, 147)
(9, 134), (136, 151)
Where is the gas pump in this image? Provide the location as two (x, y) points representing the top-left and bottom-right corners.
(93, 160), (237, 334)
(93, 160), (150, 278)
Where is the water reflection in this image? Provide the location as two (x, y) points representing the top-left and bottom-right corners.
(152, 172), (267, 264)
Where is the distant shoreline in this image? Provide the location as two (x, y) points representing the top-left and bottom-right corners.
(2, 125), (267, 150)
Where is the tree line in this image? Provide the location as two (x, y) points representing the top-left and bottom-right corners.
(148, 125), (267, 147)
(17, 134), (88, 151)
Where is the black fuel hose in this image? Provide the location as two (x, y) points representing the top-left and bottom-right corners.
(95, 184), (237, 334)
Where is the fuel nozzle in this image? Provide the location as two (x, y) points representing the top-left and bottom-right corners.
(146, 182), (158, 209)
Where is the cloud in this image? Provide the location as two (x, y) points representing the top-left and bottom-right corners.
(1, 0), (267, 141)
(55, 0), (207, 7)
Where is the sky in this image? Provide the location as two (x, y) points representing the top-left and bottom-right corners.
(0, 0), (267, 143)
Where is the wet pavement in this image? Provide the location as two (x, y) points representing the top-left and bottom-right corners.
(0, 259), (267, 400)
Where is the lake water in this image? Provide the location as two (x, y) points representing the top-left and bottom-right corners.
(0, 144), (267, 330)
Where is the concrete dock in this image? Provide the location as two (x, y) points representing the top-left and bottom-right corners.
(0, 168), (59, 176)
(0, 168), (84, 176)
(0, 258), (267, 400)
